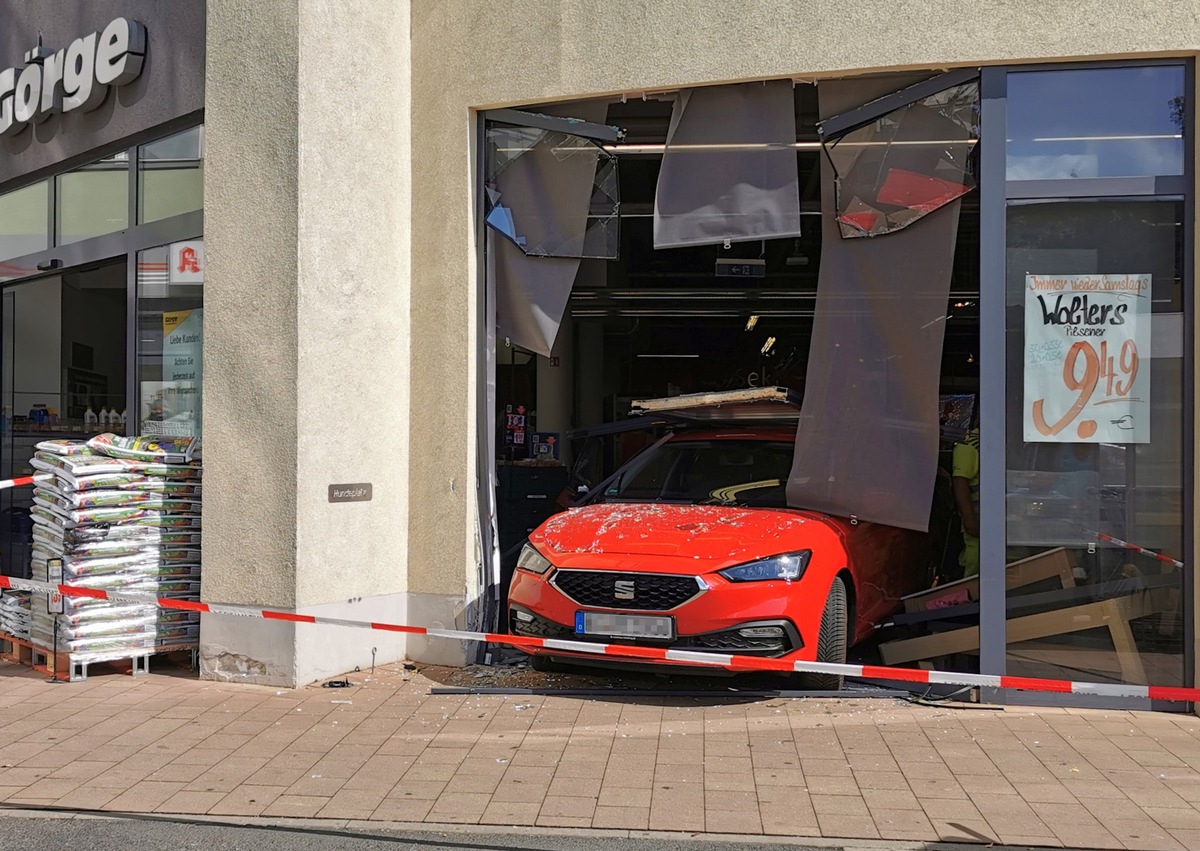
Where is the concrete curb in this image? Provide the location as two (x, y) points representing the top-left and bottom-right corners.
(0, 806), (1075, 851)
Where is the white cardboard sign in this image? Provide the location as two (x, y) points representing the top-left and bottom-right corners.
(1023, 273), (1151, 444)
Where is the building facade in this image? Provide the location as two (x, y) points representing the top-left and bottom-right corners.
(1, 1), (1198, 708)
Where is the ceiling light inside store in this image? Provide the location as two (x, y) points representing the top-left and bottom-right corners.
(599, 139), (979, 154)
(761, 336), (776, 355)
(1031, 134), (1182, 142)
(745, 315), (760, 331)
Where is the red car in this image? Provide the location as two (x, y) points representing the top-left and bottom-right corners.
(507, 392), (936, 689)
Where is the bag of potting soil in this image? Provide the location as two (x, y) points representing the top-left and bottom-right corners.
(31, 452), (202, 484)
(56, 472), (149, 491)
(31, 495), (70, 522)
(120, 513), (202, 530)
(153, 609), (201, 626)
(62, 477), (201, 497)
(56, 613), (157, 639)
(60, 603), (149, 625)
(34, 440), (93, 456)
(63, 549), (202, 577)
(71, 532), (201, 554)
(87, 433), (201, 464)
(49, 537), (198, 559)
(44, 629), (158, 653)
(32, 452), (131, 477)
(48, 489), (159, 510)
(49, 489), (201, 511)
(55, 504), (154, 527)
(154, 623), (200, 644)
(63, 554), (171, 578)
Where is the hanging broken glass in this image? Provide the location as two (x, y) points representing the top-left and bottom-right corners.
(484, 122), (620, 260)
(820, 80), (979, 238)
(654, 80), (803, 249)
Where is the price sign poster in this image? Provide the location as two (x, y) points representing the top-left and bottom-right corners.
(1024, 274), (1151, 443)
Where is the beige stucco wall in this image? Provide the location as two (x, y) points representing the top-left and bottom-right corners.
(406, 0), (1200, 657)
(202, 0), (301, 684)
(203, 0), (413, 685)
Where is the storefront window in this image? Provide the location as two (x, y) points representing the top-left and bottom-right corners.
(0, 261), (128, 577)
(1004, 199), (1185, 688)
(136, 239), (204, 438)
(139, 126), (204, 224)
(1006, 66), (1186, 180)
(56, 154), (129, 245)
(0, 181), (49, 262)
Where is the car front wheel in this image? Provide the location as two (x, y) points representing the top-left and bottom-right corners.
(797, 575), (848, 691)
(531, 653), (567, 674)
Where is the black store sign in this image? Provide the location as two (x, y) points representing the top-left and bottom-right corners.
(0, 0), (205, 191)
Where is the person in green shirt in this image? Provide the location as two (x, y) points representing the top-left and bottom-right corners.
(952, 427), (980, 578)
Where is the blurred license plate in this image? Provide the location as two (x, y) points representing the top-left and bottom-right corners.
(575, 611), (674, 640)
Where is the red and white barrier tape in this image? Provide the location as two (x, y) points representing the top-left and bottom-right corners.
(1091, 531), (1184, 569)
(2, 574), (1195, 703)
(0, 473), (51, 491)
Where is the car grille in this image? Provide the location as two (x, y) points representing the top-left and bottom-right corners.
(551, 570), (702, 611)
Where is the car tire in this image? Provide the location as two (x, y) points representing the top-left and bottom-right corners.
(798, 575), (848, 691)
(531, 654), (566, 674)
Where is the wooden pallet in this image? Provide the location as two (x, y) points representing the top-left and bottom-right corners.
(1, 630), (197, 682)
(1, 630), (67, 680)
(0, 630), (36, 668)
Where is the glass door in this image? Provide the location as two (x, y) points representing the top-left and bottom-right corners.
(0, 261), (128, 580)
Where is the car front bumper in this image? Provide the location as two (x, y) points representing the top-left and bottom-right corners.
(508, 565), (809, 668)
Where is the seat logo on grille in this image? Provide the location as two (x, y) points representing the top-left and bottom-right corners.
(613, 579), (636, 601)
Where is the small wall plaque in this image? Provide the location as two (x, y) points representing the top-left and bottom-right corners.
(328, 483), (372, 503)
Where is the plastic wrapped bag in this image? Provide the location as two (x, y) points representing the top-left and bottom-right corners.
(31, 451), (201, 483)
(46, 488), (201, 511)
(34, 440), (94, 456)
(87, 433), (200, 464)
(62, 551), (201, 578)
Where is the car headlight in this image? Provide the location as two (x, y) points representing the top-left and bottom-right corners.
(516, 544), (554, 575)
(718, 550), (811, 583)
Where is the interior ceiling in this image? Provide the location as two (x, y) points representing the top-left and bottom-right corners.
(541, 79), (981, 330)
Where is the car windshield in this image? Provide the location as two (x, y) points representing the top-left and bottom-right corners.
(608, 439), (794, 507)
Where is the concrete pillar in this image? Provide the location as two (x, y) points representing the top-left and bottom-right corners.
(201, 0), (413, 687)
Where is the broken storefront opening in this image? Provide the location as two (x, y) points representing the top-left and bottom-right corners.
(477, 63), (1191, 708)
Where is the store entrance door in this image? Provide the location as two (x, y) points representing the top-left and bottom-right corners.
(0, 260), (127, 578)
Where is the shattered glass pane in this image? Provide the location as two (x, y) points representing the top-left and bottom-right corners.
(654, 80), (802, 249)
(823, 81), (979, 239)
(484, 123), (620, 259)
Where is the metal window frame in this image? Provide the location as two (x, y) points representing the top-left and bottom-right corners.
(816, 67), (980, 139)
(0, 124), (203, 491)
(486, 108), (623, 143)
(979, 59), (1194, 711)
(473, 109), (498, 650)
(977, 66), (1008, 704)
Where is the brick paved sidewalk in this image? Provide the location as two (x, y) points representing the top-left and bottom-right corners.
(3, 660), (1200, 849)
